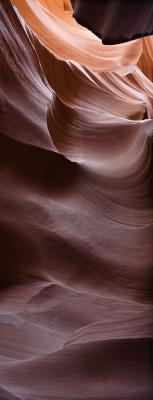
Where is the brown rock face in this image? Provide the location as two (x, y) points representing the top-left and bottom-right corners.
(0, 1), (152, 399)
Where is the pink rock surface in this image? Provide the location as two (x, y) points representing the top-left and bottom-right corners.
(0, 1), (152, 399)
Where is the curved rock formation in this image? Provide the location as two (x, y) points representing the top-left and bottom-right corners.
(0, 1), (153, 399)
(71, 0), (153, 44)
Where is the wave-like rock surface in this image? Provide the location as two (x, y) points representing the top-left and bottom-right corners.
(0, 1), (153, 399)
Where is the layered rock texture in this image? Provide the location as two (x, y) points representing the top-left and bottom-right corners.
(0, 1), (153, 399)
